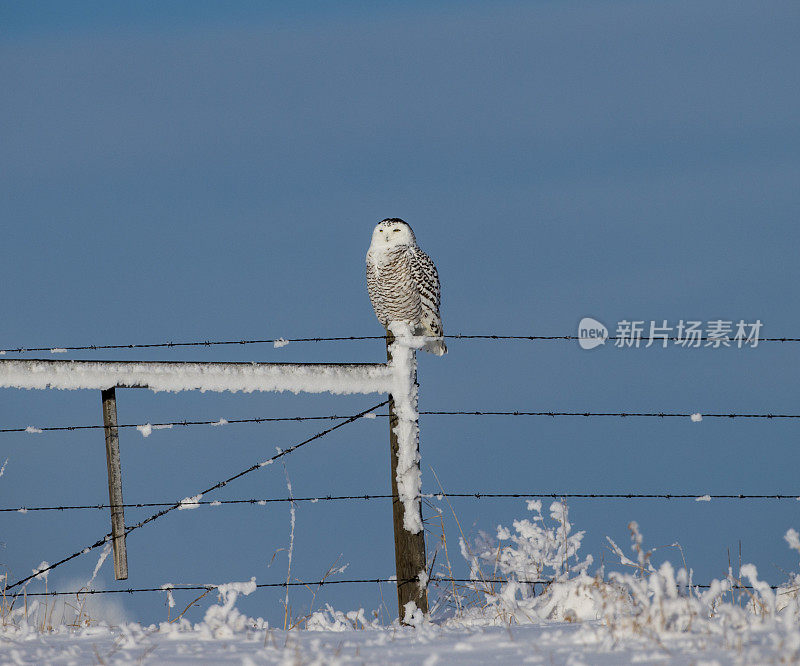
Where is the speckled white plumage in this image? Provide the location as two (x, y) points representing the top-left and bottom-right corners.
(366, 219), (446, 355)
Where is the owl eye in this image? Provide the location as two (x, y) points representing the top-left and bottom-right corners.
(393, 229), (400, 232)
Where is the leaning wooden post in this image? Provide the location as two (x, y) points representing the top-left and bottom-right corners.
(386, 329), (428, 622)
(101, 388), (128, 580)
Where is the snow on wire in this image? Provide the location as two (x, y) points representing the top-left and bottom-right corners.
(5, 409), (800, 436)
(18, 576), (782, 597)
(2, 332), (800, 354)
(3, 492), (800, 513)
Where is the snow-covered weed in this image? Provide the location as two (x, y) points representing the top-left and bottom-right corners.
(594, 521), (800, 658)
(1, 498), (798, 663)
(599, 522), (736, 642)
(777, 528), (800, 612)
(0, 574), (23, 632)
(194, 578), (265, 638)
(0, 584), (129, 637)
(469, 500), (592, 585)
(306, 604), (382, 631)
(0, 542), (127, 635)
(443, 499), (600, 625)
(434, 500), (799, 661)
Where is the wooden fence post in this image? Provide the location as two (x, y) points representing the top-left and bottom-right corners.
(101, 388), (128, 580)
(386, 330), (428, 622)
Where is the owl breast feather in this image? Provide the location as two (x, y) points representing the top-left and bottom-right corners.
(367, 248), (422, 327)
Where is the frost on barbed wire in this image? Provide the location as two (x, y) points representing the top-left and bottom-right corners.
(161, 584), (176, 611)
(136, 423), (153, 437)
(0, 359), (393, 395)
(32, 561), (50, 583)
(178, 494), (203, 510)
(387, 322), (424, 534)
(136, 423), (173, 437)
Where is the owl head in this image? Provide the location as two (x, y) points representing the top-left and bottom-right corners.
(371, 218), (417, 247)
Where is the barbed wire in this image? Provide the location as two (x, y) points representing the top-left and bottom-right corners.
(6, 408), (800, 436)
(5, 400), (388, 593)
(1, 333), (798, 354)
(0, 414), (360, 434)
(16, 576), (784, 597)
(5, 578), (545, 597)
(421, 410), (800, 419)
(0, 336), (375, 354)
(3, 491), (799, 514)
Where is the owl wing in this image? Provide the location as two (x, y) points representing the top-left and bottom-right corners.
(408, 246), (444, 338)
(366, 257), (387, 327)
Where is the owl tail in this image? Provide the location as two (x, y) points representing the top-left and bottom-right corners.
(423, 337), (447, 356)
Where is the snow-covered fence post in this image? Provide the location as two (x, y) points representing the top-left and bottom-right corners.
(386, 324), (428, 622)
(101, 387), (128, 580)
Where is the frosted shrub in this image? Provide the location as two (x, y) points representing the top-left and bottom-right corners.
(454, 500), (599, 624)
(483, 500), (592, 584)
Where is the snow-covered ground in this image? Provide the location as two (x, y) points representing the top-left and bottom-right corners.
(3, 501), (798, 664)
(1, 619), (796, 665)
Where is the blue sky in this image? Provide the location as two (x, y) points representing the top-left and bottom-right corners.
(2, 1), (799, 624)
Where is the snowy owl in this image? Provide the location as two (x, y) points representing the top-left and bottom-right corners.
(366, 218), (447, 355)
